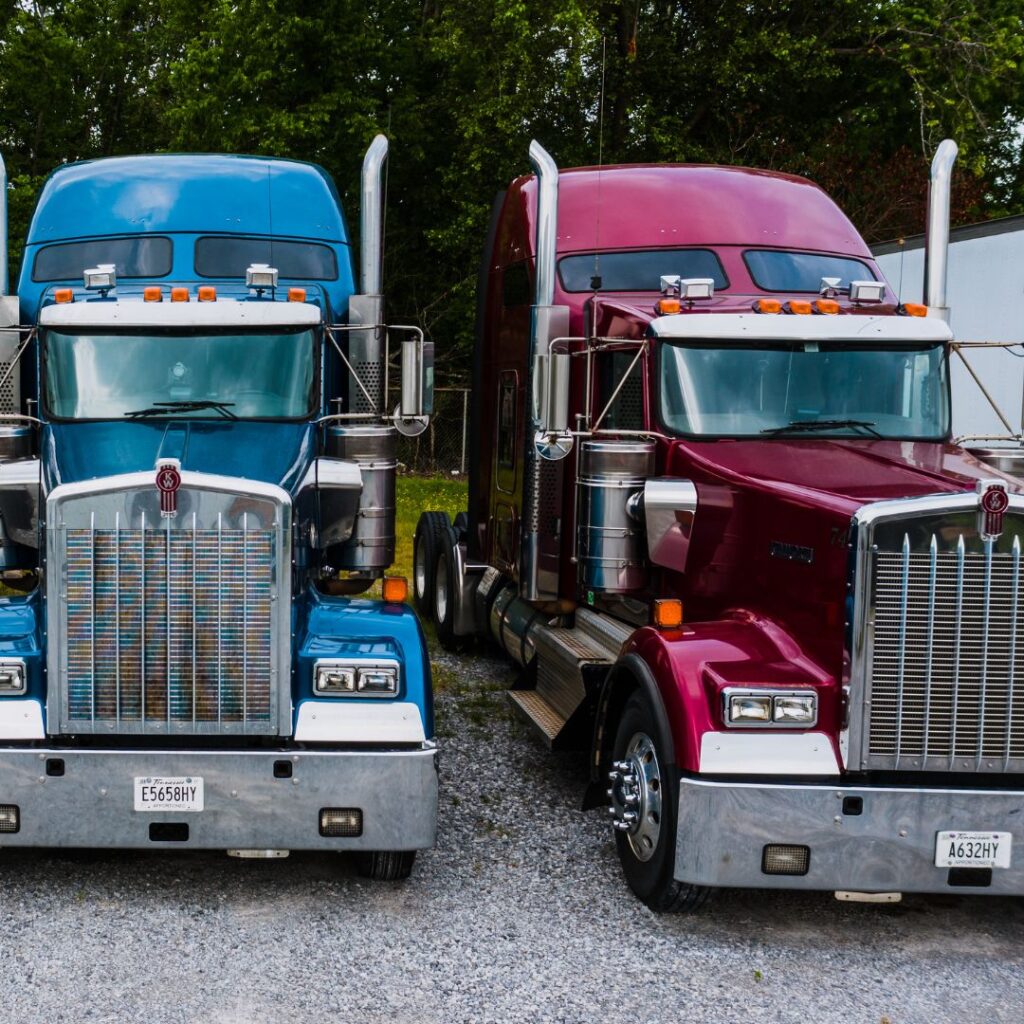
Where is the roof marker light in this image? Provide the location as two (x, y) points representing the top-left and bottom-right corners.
(656, 298), (681, 315)
(54, 288), (74, 304)
(898, 302), (927, 317)
(143, 286), (162, 303)
(197, 286), (217, 302)
(288, 287), (307, 303)
(814, 299), (840, 315)
(753, 298), (782, 314)
(785, 300), (812, 315)
(171, 288), (189, 303)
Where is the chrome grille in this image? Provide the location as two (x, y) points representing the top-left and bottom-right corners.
(47, 473), (290, 737)
(866, 529), (1024, 772)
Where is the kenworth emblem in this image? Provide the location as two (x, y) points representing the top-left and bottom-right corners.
(978, 479), (1010, 540)
(156, 459), (182, 518)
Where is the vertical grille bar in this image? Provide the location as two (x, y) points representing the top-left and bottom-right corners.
(115, 510), (121, 726)
(191, 511), (197, 729)
(90, 510), (96, 726)
(217, 512), (223, 728)
(894, 533), (911, 768)
(1006, 537), (1021, 770)
(242, 511), (249, 728)
(950, 536), (965, 768)
(922, 534), (938, 758)
(140, 510), (146, 723)
(165, 515), (171, 733)
(978, 538), (994, 768)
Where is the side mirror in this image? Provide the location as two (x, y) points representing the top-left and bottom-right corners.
(394, 336), (433, 437)
(532, 351), (573, 460)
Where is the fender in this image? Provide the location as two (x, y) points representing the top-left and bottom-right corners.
(592, 612), (840, 781)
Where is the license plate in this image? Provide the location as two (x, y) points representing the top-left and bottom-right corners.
(134, 776), (204, 812)
(934, 830), (1011, 869)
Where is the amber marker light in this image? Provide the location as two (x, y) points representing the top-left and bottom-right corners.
(382, 576), (408, 603)
(655, 298), (681, 315)
(197, 286), (217, 302)
(753, 298), (782, 314)
(785, 300), (813, 315)
(898, 302), (927, 317)
(814, 299), (840, 315)
(288, 287), (307, 302)
(653, 598), (683, 630)
(143, 286), (162, 303)
(171, 287), (189, 302)
(53, 288), (74, 304)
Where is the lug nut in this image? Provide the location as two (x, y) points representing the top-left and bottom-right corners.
(613, 821), (631, 832)
(624, 793), (639, 806)
(621, 811), (638, 824)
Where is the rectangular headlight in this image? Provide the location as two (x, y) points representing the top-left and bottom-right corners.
(315, 666), (356, 694)
(0, 661), (26, 695)
(728, 694), (772, 723)
(724, 689), (817, 728)
(774, 694), (817, 724)
(357, 666), (398, 695)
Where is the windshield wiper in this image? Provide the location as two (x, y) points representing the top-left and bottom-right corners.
(125, 401), (238, 420)
(761, 418), (881, 438)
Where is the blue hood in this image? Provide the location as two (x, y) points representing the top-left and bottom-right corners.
(43, 420), (316, 494)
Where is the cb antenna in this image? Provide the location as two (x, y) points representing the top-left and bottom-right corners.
(591, 34), (607, 298)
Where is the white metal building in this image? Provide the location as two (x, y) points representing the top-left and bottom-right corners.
(874, 215), (1024, 443)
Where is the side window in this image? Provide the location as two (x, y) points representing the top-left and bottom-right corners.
(496, 370), (518, 492)
(502, 262), (532, 307)
(596, 349), (644, 430)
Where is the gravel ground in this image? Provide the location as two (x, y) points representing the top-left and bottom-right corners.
(1, 645), (1023, 1024)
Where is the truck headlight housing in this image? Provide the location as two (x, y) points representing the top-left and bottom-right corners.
(0, 660), (26, 696)
(314, 660), (399, 698)
(724, 688), (817, 728)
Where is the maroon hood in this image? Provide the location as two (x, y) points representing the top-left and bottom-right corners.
(670, 438), (1021, 515)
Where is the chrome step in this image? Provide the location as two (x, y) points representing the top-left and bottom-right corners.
(508, 689), (568, 745)
(574, 607), (634, 656)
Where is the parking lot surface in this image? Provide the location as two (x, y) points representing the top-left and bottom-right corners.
(1, 646), (1022, 1023)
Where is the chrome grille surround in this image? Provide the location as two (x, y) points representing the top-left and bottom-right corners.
(46, 471), (292, 736)
(848, 492), (1024, 773)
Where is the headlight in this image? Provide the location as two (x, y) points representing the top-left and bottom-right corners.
(314, 660), (399, 698)
(0, 661), (26, 695)
(724, 688), (817, 728)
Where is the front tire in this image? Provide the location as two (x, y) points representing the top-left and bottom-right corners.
(354, 850), (416, 881)
(609, 691), (710, 912)
(413, 512), (451, 617)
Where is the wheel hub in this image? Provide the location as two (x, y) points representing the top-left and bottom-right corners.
(606, 731), (663, 862)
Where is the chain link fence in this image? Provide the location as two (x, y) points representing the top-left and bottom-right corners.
(394, 387), (470, 476)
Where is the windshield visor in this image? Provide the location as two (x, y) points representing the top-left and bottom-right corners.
(44, 329), (316, 420)
(659, 341), (949, 439)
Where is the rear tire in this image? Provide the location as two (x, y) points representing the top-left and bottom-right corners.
(433, 538), (463, 651)
(413, 512), (451, 617)
(609, 691), (710, 913)
(354, 850), (416, 881)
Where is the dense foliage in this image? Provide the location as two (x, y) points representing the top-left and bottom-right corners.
(2, 1), (1022, 377)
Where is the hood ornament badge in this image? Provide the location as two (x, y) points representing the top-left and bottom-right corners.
(978, 479), (1009, 541)
(156, 459), (182, 518)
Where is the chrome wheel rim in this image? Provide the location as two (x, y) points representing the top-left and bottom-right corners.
(607, 731), (663, 862)
(435, 554), (449, 624)
(414, 536), (427, 599)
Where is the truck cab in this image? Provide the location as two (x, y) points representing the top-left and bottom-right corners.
(0, 141), (436, 878)
(417, 140), (1024, 908)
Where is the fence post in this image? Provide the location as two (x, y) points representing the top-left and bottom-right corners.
(460, 388), (468, 475)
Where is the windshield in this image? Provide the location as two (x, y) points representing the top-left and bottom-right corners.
(659, 342), (949, 439)
(743, 250), (875, 293)
(44, 329), (316, 420)
(558, 249), (728, 292)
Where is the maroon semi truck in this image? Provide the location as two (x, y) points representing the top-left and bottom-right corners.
(415, 139), (1024, 910)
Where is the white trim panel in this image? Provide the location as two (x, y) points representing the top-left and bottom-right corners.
(294, 701), (426, 744)
(0, 699), (45, 740)
(699, 731), (840, 775)
(650, 312), (952, 344)
(40, 299), (322, 329)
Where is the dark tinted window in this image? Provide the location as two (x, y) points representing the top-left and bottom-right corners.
(33, 237), (172, 282)
(195, 236), (338, 280)
(502, 262), (532, 306)
(558, 249), (727, 293)
(744, 250), (875, 293)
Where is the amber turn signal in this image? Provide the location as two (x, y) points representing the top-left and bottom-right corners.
(171, 287), (190, 302)
(898, 302), (927, 317)
(753, 298), (782, 314)
(653, 598), (683, 630)
(382, 576), (408, 603)
(288, 287), (307, 302)
(54, 288), (74, 304)
(813, 299), (839, 315)
(197, 286), (217, 302)
(656, 298), (681, 315)
(785, 300), (812, 315)
(143, 286), (162, 303)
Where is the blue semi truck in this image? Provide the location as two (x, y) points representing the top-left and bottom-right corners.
(0, 138), (436, 878)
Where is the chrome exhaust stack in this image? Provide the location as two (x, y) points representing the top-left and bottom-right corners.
(521, 141), (570, 602)
(923, 139), (958, 322)
(0, 152), (7, 295)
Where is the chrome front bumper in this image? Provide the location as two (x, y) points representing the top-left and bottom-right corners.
(675, 776), (1024, 894)
(0, 745), (437, 851)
